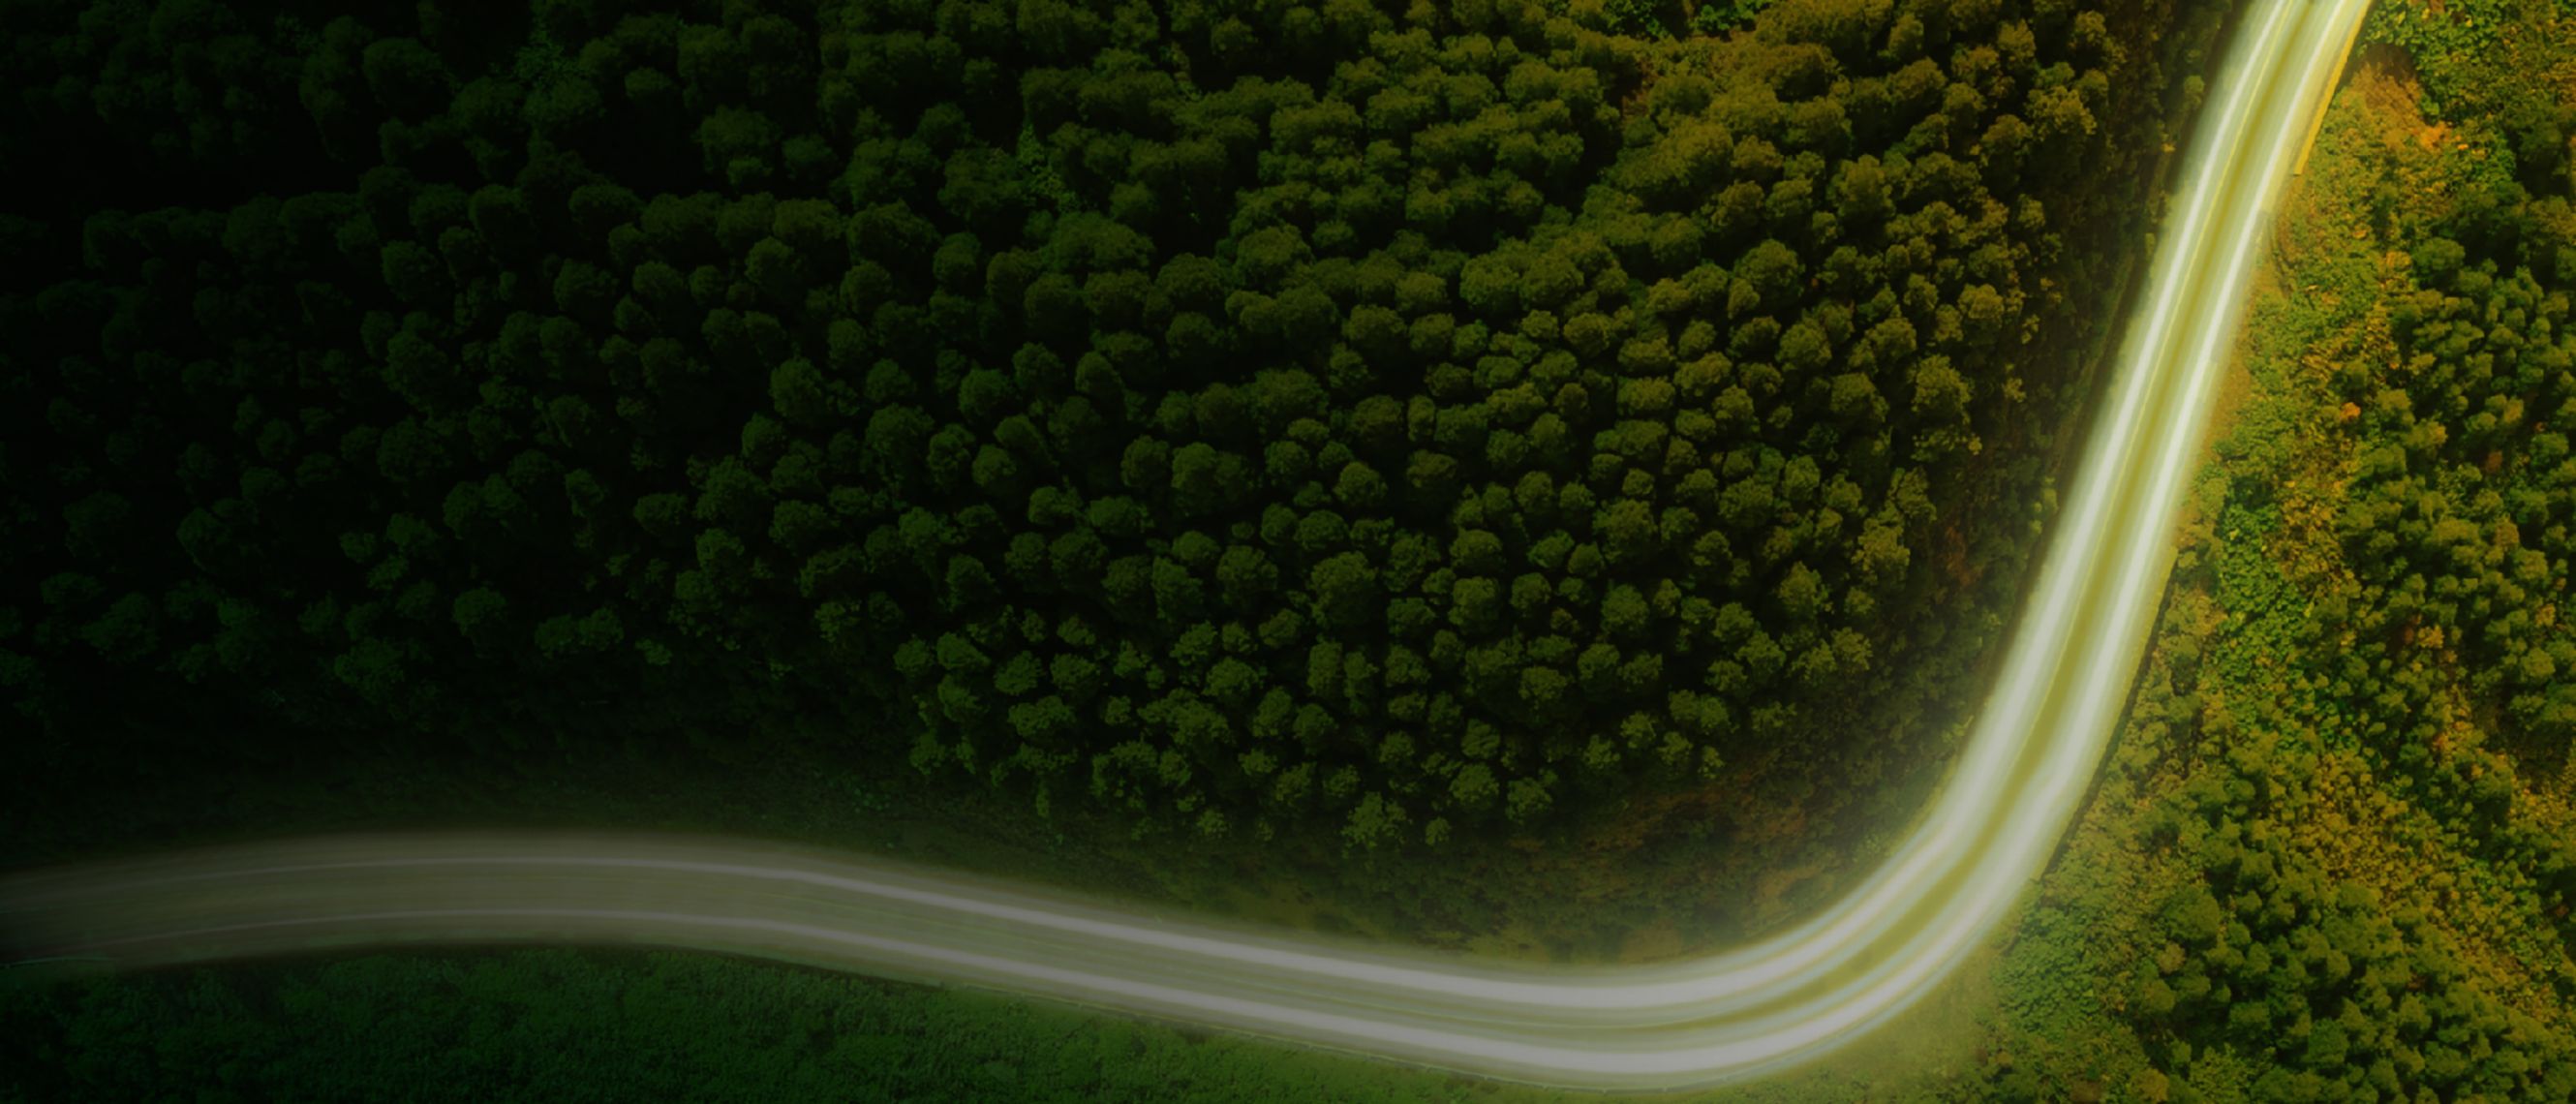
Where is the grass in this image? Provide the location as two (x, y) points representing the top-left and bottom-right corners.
(0, 941), (2011, 1103)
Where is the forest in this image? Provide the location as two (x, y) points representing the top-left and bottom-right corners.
(14, 0), (2576, 1100)
(1968, 2), (2576, 1099)
(0, 0), (2194, 852)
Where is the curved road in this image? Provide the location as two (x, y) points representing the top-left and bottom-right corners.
(0, 0), (2368, 1090)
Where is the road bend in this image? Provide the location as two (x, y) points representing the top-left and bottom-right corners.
(0, 0), (2369, 1090)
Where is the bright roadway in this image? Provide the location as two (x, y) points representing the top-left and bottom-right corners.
(0, 0), (2369, 1090)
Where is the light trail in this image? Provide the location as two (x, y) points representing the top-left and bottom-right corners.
(0, 0), (2369, 1089)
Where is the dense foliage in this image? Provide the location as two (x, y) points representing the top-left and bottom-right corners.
(1, 0), (2195, 845)
(1972, 9), (2576, 1100)
(11, 4), (2576, 1103)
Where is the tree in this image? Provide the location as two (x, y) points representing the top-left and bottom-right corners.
(1505, 776), (1553, 825)
(1308, 552), (1379, 632)
(2, 0), (2221, 864)
(360, 38), (448, 118)
(1215, 545), (1278, 606)
(1150, 557), (1204, 625)
(1736, 238), (1804, 312)
(1333, 460), (1388, 512)
(1341, 791), (1408, 849)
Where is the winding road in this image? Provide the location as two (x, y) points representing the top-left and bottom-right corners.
(0, 0), (2370, 1090)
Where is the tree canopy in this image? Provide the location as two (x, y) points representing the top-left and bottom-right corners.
(4, 0), (2192, 848)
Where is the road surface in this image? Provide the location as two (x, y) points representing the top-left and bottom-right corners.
(0, 0), (2369, 1090)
